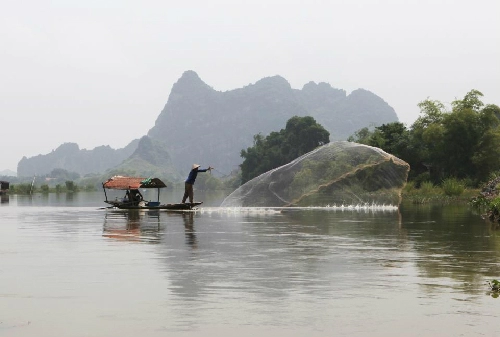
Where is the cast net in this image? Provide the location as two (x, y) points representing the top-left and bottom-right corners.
(221, 141), (410, 208)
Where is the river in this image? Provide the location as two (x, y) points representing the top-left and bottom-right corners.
(1, 191), (499, 337)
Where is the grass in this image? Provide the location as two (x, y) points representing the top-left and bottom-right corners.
(442, 178), (465, 196)
(402, 180), (477, 204)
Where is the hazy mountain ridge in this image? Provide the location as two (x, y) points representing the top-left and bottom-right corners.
(17, 140), (139, 177)
(16, 70), (398, 180)
(148, 70), (398, 173)
(110, 136), (181, 181)
(0, 169), (16, 177)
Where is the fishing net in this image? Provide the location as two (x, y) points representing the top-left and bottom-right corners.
(221, 141), (410, 207)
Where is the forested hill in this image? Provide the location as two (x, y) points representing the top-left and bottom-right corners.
(148, 70), (398, 173)
(17, 141), (139, 177)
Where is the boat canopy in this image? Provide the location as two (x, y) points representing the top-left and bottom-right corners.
(102, 176), (167, 190)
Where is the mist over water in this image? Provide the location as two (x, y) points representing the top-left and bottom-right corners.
(1, 192), (499, 337)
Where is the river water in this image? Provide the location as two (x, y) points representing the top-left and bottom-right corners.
(1, 191), (500, 337)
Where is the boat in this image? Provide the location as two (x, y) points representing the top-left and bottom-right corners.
(102, 176), (202, 210)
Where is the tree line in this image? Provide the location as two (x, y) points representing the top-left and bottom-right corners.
(239, 90), (500, 189)
(348, 90), (500, 186)
(8, 90), (499, 192)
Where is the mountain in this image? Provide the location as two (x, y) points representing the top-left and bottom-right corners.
(148, 70), (398, 174)
(108, 136), (181, 181)
(17, 140), (139, 177)
(16, 70), (398, 180)
(0, 169), (16, 177)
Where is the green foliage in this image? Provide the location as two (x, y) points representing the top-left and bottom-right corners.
(488, 279), (500, 292)
(288, 152), (356, 197)
(452, 89), (484, 111)
(413, 172), (431, 188)
(10, 183), (33, 194)
(441, 178), (465, 196)
(347, 127), (373, 143)
(486, 196), (500, 219)
(413, 99), (446, 130)
(403, 181), (416, 193)
(470, 176), (500, 223)
(470, 194), (489, 209)
(419, 181), (435, 194)
(348, 89), (500, 187)
(290, 168), (315, 196)
(9, 180), (85, 194)
(65, 180), (78, 192)
(240, 116), (330, 183)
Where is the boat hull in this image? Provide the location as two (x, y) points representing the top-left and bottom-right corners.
(104, 201), (203, 210)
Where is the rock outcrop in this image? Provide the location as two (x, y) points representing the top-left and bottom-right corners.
(148, 70), (398, 173)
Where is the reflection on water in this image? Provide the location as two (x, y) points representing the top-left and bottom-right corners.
(182, 212), (197, 249)
(102, 210), (200, 248)
(399, 203), (500, 296)
(103, 210), (161, 243)
(1, 194), (500, 337)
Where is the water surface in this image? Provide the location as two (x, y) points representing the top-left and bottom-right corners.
(1, 192), (499, 336)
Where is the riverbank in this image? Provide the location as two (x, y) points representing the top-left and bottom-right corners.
(401, 179), (479, 205)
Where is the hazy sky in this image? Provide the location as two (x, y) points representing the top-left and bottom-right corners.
(1, 0), (498, 172)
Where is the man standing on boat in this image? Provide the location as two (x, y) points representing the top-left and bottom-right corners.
(182, 164), (213, 204)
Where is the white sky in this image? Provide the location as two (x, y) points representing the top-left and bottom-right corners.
(1, 0), (498, 172)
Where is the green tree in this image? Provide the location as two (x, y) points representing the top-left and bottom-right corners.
(348, 122), (424, 180)
(240, 116), (330, 184)
(428, 91), (500, 183)
(347, 127), (372, 144)
(65, 180), (77, 192)
(348, 89), (500, 186)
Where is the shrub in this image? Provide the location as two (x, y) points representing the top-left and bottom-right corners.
(65, 180), (77, 192)
(419, 181), (435, 194)
(442, 178), (465, 196)
(414, 172), (431, 188)
(11, 183), (33, 194)
(403, 181), (415, 193)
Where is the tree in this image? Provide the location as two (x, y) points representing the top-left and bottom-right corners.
(348, 122), (426, 181)
(65, 180), (77, 192)
(348, 89), (500, 186)
(240, 116), (330, 184)
(347, 127), (372, 144)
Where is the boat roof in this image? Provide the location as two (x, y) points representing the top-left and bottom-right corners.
(103, 176), (167, 190)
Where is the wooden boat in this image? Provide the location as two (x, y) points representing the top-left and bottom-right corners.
(102, 176), (202, 210)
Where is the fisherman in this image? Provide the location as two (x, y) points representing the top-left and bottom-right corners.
(130, 189), (143, 205)
(124, 190), (131, 203)
(182, 164), (213, 204)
